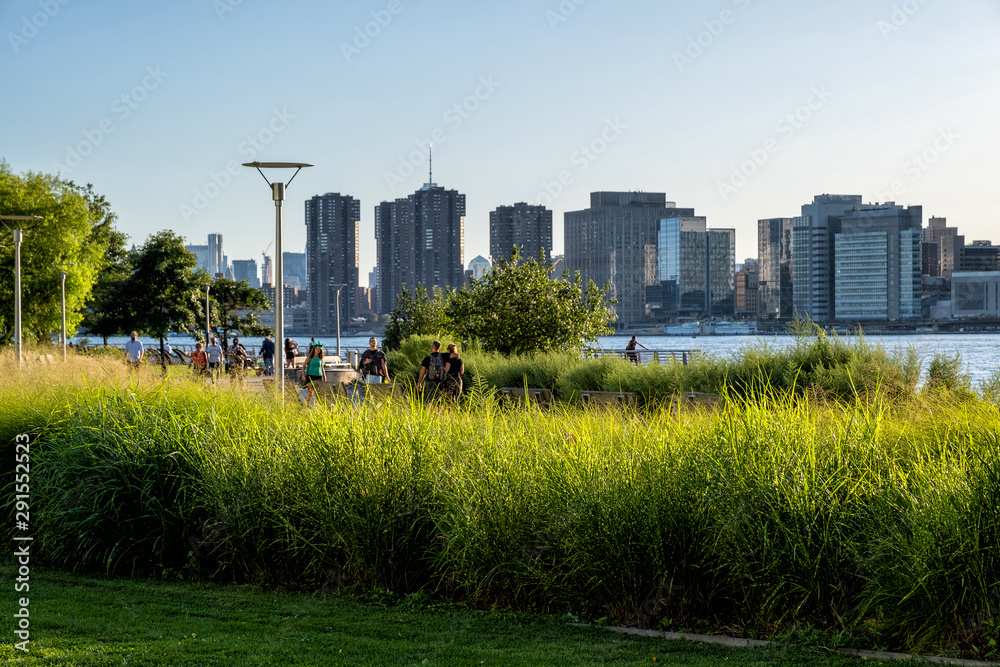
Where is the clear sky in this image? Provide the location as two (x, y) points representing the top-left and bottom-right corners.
(3, 0), (998, 285)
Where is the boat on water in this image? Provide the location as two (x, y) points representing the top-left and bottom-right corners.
(712, 320), (757, 335)
(666, 322), (702, 336)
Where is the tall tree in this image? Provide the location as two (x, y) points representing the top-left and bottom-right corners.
(0, 162), (112, 345)
(208, 277), (270, 343)
(446, 249), (616, 356)
(79, 185), (132, 346)
(124, 231), (206, 367)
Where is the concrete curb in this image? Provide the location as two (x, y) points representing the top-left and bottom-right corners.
(579, 624), (999, 666)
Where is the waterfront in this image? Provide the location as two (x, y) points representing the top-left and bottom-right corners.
(78, 332), (1000, 384)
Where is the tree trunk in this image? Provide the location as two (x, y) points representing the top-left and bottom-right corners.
(159, 336), (167, 375)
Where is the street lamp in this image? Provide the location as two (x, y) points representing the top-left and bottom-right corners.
(242, 161), (312, 402)
(204, 283), (211, 346)
(1, 215), (43, 368)
(330, 283), (346, 361)
(60, 271), (67, 361)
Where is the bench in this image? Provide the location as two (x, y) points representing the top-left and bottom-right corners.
(312, 381), (348, 401)
(500, 387), (553, 407)
(581, 390), (636, 407)
(672, 392), (722, 412)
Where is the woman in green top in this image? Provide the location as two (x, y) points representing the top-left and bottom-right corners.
(301, 343), (326, 404)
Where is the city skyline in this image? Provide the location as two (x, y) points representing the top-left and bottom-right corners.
(2, 1), (998, 279)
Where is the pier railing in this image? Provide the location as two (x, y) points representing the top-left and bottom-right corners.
(585, 349), (700, 366)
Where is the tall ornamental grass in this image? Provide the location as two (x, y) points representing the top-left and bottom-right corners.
(2, 347), (999, 657)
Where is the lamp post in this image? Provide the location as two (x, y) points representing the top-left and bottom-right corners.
(331, 283), (346, 361)
(1, 215), (43, 368)
(60, 271), (67, 362)
(204, 284), (211, 346)
(242, 161), (312, 402)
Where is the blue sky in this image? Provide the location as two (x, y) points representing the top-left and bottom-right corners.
(3, 0), (998, 284)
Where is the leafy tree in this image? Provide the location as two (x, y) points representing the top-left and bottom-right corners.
(124, 231), (206, 367)
(383, 284), (453, 351)
(79, 187), (132, 346)
(446, 249), (616, 356)
(0, 162), (114, 345)
(208, 277), (270, 343)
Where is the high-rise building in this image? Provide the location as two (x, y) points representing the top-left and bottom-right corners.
(656, 216), (735, 318)
(208, 233), (224, 276)
(757, 218), (794, 320)
(735, 259), (759, 318)
(922, 217), (957, 277)
(834, 203), (923, 321)
(490, 203), (552, 263)
(283, 252), (307, 290)
(305, 193), (360, 335)
(565, 192), (694, 328)
(375, 181), (465, 314)
(185, 243), (209, 273)
(468, 255), (490, 279)
(959, 240), (1000, 273)
(262, 255), (273, 288)
(792, 194), (863, 322)
(231, 259), (260, 288)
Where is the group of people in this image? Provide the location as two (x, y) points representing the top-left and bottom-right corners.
(187, 335), (271, 381)
(415, 340), (465, 403)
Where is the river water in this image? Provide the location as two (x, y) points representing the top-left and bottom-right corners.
(79, 333), (1000, 385)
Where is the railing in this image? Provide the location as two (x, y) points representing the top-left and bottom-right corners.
(585, 349), (701, 366)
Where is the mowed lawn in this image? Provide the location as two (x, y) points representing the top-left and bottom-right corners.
(0, 565), (881, 666)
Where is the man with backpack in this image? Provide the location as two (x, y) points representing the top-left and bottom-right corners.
(417, 340), (445, 402)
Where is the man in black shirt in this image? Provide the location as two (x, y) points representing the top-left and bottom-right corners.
(417, 340), (445, 401)
(359, 337), (390, 384)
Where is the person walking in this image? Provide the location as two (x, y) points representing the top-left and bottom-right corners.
(443, 343), (465, 402)
(301, 342), (326, 405)
(260, 335), (275, 376)
(625, 335), (647, 366)
(359, 337), (390, 384)
(123, 331), (144, 371)
(206, 336), (224, 383)
(417, 340), (446, 402)
(284, 338), (299, 369)
(188, 342), (207, 377)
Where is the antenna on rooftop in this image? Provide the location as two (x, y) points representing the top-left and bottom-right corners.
(427, 143), (434, 187)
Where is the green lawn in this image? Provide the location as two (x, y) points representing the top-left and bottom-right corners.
(0, 565), (880, 666)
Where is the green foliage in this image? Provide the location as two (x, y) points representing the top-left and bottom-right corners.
(383, 284), (453, 351)
(80, 194), (131, 345)
(6, 374), (1000, 657)
(124, 231), (206, 343)
(0, 162), (118, 344)
(925, 352), (974, 398)
(209, 277), (271, 341)
(447, 248), (616, 355)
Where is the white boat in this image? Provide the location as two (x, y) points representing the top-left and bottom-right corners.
(666, 322), (702, 336)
